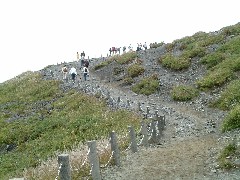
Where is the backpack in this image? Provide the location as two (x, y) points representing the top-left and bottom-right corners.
(63, 67), (67, 72)
(84, 67), (88, 73)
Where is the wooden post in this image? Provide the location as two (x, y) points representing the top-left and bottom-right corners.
(127, 99), (130, 107)
(139, 121), (149, 147)
(137, 102), (142, 112)
(58, 154), (71, 180)
(88, 141), (101, 180)
(146, 106), (150, 117)
(128, 126), (138, 153)
(148, 119), (158, 144)
(110, 131), (121, 166)
(117, 96), (121, 104)
(160, 115), (166, 130)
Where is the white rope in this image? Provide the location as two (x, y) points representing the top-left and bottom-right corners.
(55, 162), (63, 180)
(80, 148), (91, 168)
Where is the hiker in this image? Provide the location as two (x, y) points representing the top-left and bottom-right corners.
(77, 52), (80, 61)
(69, 66), (77, 82)
(62, 65), (68, 80)
(109, 48), (112, 56)
(81, 51), (85, 59)
(123, 46), (126, 53)
(143, 42), (147, 50)
(128, 44), (132, 51)
(82, 65), (89, 81)
(84, 59), (89, 68)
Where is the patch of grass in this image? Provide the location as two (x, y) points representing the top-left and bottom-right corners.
(200, 52), (226, 69)
(211, 80), (240, 110)
(159, 53), (190, 70)
(132, 74), (159, 96)
(196, 68), (233, 90)
(127, 64), (145, 78)
(171, 85), (199, 101)
(220, 23), (240, 37)
(218, 143), (239, 170)
(221, 105), (240, 132)
(94, 59), (112, 70)
(123, 77), (134, 85)
(149, 42), (164, 49)
(181, 46), (206, 59)
(109, 52), (137, 65)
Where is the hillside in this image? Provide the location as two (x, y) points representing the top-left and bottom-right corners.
(1, 23), (240, 179)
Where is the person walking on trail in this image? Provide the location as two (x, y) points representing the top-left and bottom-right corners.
(62, 65), (68, 80)
(84, 59), (89, 68)
(69, 66), (77, 82)
(82, 66), (89, 81)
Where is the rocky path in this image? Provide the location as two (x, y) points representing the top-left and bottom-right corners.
(41, 50), (240, 179)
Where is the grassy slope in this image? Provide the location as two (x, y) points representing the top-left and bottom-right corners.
(0, 72), (141, 179)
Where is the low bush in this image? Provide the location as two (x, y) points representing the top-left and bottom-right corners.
(171, 85), (199, 101)
(200, 52), (226, 69)
(159, 53), (190, 70)
(127, 64), (145, 78)
(132, 75), (159, 95)
(94, 60), (112, 70)
(218, 143), (239, 170)
(196, 68), (233, 90)
(211, 80), (240, 110)
(221, 105), (240, 132)
(110, 52), (137, 65)
(123, 77), (134, 85)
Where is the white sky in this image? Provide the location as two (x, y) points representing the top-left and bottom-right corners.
(0, 0), (239, 83)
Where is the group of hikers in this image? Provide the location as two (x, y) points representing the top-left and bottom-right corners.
(61, 51), (89, 82)
(108, 42), (148, 56)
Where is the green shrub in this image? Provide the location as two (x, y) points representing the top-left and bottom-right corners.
(110, 52), (137, 64)
(222, 105), (240, 132)
(127, 64), (145, 78)
(218, 36), (240, 55)
(196, 68), (233, 90)
(150, 42), (164, 49)
(200, 52), (226, 69)
(181, 47), (206, 59)
(218, 143), (238, 170)
(94, 60), (112, 70)
(132, 75), (159, 95)
(171, 85), (199, 101)
(123, 77), (134, 85)
(220, 23), (240, 37)
(159, 53), (190, 70)
(211, 80), (240, 110)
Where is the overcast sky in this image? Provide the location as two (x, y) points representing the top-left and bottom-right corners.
(0, 0), (239, 83)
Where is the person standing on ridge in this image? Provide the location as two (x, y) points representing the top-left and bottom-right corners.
(77, 52), (80, 61)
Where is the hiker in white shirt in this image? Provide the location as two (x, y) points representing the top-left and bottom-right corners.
(69, 67), (77, 81)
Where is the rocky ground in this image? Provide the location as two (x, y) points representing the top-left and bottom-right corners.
(41, 46), (240, 179)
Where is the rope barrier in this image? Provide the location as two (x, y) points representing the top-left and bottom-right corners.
(80, 148), (91, 168)
(100, 151), (114, 168)
(54, 163), (62, 180)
